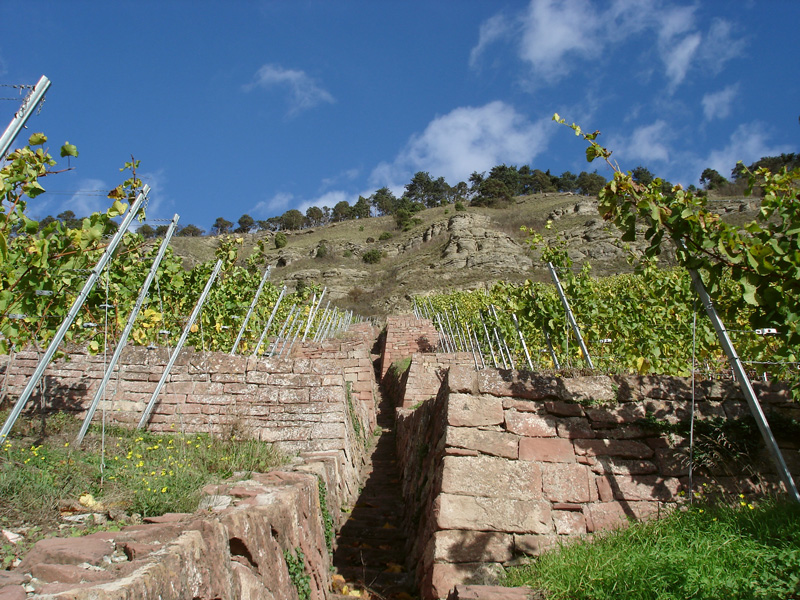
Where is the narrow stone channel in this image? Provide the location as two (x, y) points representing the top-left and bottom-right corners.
(331, 386), (416, 599)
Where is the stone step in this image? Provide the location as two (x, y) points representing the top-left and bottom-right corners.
(333, 544), (406, 567)
(335, 566), (414, 592)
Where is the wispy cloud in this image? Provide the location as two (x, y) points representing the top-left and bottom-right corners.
(244, 63), (334, 116)
(516, 0), (600, 83)
(473, 0), (744, 92)
(701, 121), (793, 178)
(250, 191), (295, 218)
(370, 101), (550, 189)
(469, 13), (513, 69)
(609, 120), (672, 166)
(701, 84), (739, 121)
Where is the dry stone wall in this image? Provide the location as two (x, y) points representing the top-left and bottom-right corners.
(395, 359), (799, 599)
(0, 327), (381, 599)
(379, 315), (439, 379)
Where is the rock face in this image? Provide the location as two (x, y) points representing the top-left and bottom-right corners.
(440, 214), (532, 274)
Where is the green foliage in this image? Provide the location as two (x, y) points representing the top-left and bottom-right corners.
(284, 547), (311, 600)
(315, 243), (328, 259)
(379, 231), (392, 241)
(503, 498), (800, 600)
(454, 201), (466, 212)
(362, 249), (382, 264)
(317, 477), (334, 553)
(553, 113), (800, 392)
(274, 231), (287, 249)
(0, 413), (286, 539)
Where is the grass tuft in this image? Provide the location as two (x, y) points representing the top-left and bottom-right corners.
(503, 498), (800, 599)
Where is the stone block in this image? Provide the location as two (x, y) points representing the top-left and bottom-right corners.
(589, 457), (658, 475)
(574, 439), (654, 459)
(428, 562), (505, 600)
(556, 417), (595, 439)
(553, 510), (586, 535)
(448, 365), (477, 394)
(519, 437), (575, 463)
(610, 475), (682, 502)
(431, 530), (513, 563)
(559, 376), (615, 403)
(513, 534), (558, 557)
(585, 403), (646, 424)
(441, 456), (541, 500)
(541, 463), (596, 503)
(478, 371), (561, 399)
(654, 448), (690, 477)
(504, 410), (557, 437)
(447, 394), (504, 427)
(435, 494), (552, 534)
(446, 428), (519, 459)
(544, 400), (584, 417)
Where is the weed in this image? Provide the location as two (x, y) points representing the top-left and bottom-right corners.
(284, 547), (311, 600)
(317, 476), (334, 553)
(0, 413), (286, 555)
(503, 497), (800, 599)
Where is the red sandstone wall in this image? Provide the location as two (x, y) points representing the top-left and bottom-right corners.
(397, 362), (799, 599)
(379, 315), (439, 379)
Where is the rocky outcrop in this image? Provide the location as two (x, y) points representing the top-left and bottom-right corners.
(440, 214), (532, 274)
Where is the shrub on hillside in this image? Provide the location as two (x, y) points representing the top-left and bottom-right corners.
(379, 232), (392, 241)
(274, 232), (287, 249)
(362, 249), (382, 264)
(454, 202), (466, 212)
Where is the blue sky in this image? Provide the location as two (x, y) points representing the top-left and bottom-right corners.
(1, 0), (797, 232)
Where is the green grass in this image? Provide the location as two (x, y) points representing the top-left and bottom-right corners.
(0, 412), (286, 566)
(503, 498), (800, 600)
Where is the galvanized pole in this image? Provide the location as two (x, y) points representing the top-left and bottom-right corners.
(230, 266), (271, 355)
(137, 258), (223, 429)
(312, 302), (331, 342)
(479, 312), (498, 368)
(302, 288), (326, 342)
(76, 213), (180, 444)
(253, 285), (287, 356)
(1, 187), (149, 441)
(547, 262), (594, 369)
(472, 325), (486, 369)
(490, 305), (515, 370)
(512, 314), (535, 371)
(269, 304), (297, 357)
(688, 268), (800, 503)
(0, 75), (51, 158)
(544, 328), (561, 370)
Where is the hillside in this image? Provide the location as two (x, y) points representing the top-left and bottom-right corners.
(170, 193), (759, 317)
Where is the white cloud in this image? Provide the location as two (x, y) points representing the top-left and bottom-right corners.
(250, 191), (294, 217)
(699, 18), (746, 73)
(320, 168), (360, 190)
(244, 63), (334, 116)
(701, 84), (739, 121)
(701, 122), (793, 177)
(140, 169), (171, 221)
(475, 1), (744, 92)
(371, 101), (550, 189)
(469, 13), (513, 69)
(517, 0), (598, 81)
(66, 179), (109, 217)
(610, 120), (671, 165)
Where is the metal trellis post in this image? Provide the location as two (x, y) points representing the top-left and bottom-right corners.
(688, 268), (800, 503)
(231, 266), (272, 355)
(76, 213), (180, 444)
(253, 285), (287, 357)
(547, 262), (594, 369)
(137, 258), (223, 429)
(0, 75), (50, 158)
(0, 186), (149, 441)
